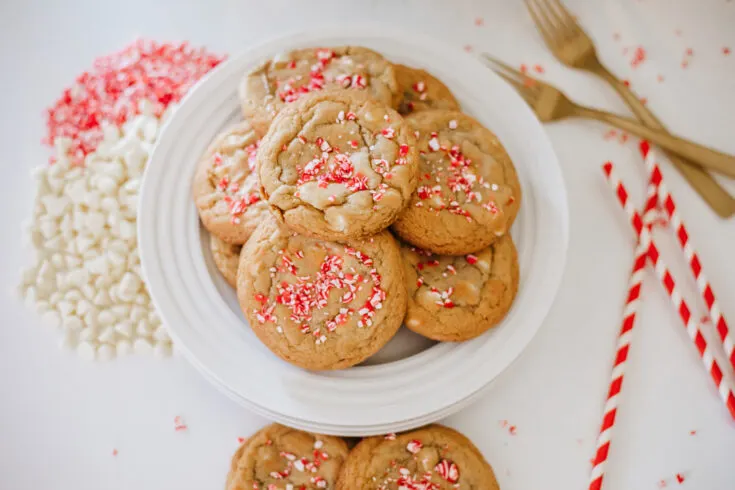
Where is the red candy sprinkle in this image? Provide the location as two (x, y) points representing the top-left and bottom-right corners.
(406, 440), (423, 454)
(44, 39), (224, 164)
(466, 254), (478, 265)
(676, 473), (685, 484)
(434, 459), (460, 483)
(174, 415), (188, 431)
(630, 46), (647, 68)
(724, 47), (732, 55)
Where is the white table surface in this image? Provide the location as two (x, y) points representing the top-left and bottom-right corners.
(1, 1), (734, 489)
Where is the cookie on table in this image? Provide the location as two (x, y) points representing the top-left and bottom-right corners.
(394, 64), (460, 115)
(192, 120), (271, 245)
(336, 424), (499, 490)
(237, 218), (406, 370)
(258, 89), (419, 242)
(239, 46), (401, 134)
(226, 423), (349, 490)
(210, 235), (241, 288)
(392, 110), (521, 255)
(401, 235), (519, 341)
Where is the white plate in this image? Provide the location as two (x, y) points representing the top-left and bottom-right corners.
(138, 27), (569, 436)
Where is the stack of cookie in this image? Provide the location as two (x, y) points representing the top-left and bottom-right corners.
(192, 46), (521, 371)
(226, 422), (501, 489)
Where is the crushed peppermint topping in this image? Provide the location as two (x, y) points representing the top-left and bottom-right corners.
(254, 246), (384, 342)
(44, 40), (225, 164)
(415, 135), (503, 222)
(406, 440), (423, 454)
(210, 140), (261, 222)
(435, 459), (460, 483)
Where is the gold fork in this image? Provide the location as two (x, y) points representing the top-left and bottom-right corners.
(482, 56), (735, 179)
(525, 0), (735, 217)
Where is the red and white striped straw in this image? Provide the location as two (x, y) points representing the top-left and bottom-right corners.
(640, 141), (735, 373)
(588, 183), (659, 490)
(602, 162), (735, 421)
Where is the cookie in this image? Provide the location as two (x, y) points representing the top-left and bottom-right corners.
(226, 423), (349, 490)
(258, 89), (419, 242)
(401, 235), (519, 341)
(239, 46), (400, 134)
(395, 64), (460, 115)
(392, 110), (521, 255)
(192, 120), (271, 245)
(237, 218), (406, 370)
(336, 424), (499, 490)
(210, 235), (241, 288)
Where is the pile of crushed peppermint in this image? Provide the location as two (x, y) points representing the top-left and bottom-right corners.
(19, 40), (225, 360)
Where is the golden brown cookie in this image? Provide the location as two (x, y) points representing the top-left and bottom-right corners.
(227, 423), (349, 490)
(401, 235), (519, 341)
(395, 64), (461, 115)
(239, 46), (400, 134)
(392, 110), (521, 255)
(258, 89), (419, 242)
(210, 235), (241, 288)
(236, 218), (406, 370)
(336, 424), (500, 490)
(192, 120), (271, 245)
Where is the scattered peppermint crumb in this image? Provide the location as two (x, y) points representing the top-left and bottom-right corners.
(675, 28), (683, 36)
(676, 473), (685, 484)
(724, 47), (731, 55)
(533, 64), (545, 73)
(657, 74), (665, 82)
(474, 17), (484, 26)
(630, 46), (646, 68)
(640, 97), (647, 105)
(622, 79), (631, 87)
(520, 64), (528, 74)
(174, 415), (188, 431)
(509, 425), (517, 435)
(659, 479), (668, 488)
(112, 448), (118, 456)
(237, 437), (246, 444)
(463, 45), (473, 53)
(689, 430), (697, 436)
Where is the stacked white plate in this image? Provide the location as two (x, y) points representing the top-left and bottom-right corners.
(138, 28), (569, 436)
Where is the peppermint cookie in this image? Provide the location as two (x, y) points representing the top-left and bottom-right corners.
(237, 218), (406, 370)
(210, 235), (241, 288)
(336, 424), (499, 490)
(401, 235), (518, 341)
(392, 110), (521, 255)
(226, 423), (349, 490)
(395, 64), (460, 115)
(239, 46), (400, 134)
(192, 121), (271, 244)
(258, 89), (419, 241)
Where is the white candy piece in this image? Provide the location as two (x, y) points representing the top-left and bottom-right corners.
(77, 341), (97, 361)
(154, 341), (172, 358)
(133, 338), (153, 355)
(97, 343), (116, 361)
(116, 339), (132, 356)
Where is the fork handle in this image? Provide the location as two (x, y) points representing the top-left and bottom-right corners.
(593, 65), (735, 217)
(576, 106), (735, 178)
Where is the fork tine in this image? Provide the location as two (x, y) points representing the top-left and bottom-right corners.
(525, 0), (559, 49)
(535, 0), (569, 35)
(481, 54), (541, 95)
(547, 0), (580, 33)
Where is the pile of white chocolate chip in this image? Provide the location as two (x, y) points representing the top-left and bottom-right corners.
(20, 103), (174, 360)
